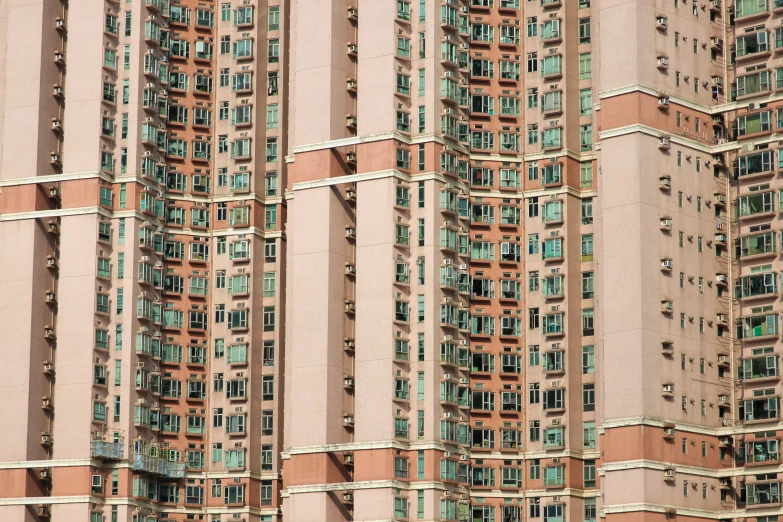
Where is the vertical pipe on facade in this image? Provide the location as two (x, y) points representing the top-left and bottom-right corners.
(718, 0), (739, 501)
(47, 0), (69, 461)
(348, 0), (359, 450)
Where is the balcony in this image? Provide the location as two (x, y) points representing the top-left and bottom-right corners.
(541, 61), (563, 81)
(744, 396), (780, 423)
(736, 273), (778, 301)
(745, 439), (781, 465)
(735, 0), (769, 21)
(735, 32), (770, 62)
(543, 314), (565, 338)
(741, 314), (778, 341)
(741, 355), (779, 382)
(737, 150), (773, 179)
(746, 482), (782, 507)
(740, 232), (776, 259)
(91, 439), (124, 459)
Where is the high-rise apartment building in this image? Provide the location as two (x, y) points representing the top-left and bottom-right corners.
(0, 0), (779, 521)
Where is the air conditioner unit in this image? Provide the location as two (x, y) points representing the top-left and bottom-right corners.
(51, 119), (62, 130)
(716, 274), (728, 283)
(40, 433), (53, 445)
(39, 468), (51, 480)
(444, 412), (453, 419)
(459, 339), (469, 346)
(458, 264), (468, 270)
(46, 255), (57, 268)
(444, 451), (454, 457)
(346, 79), (357, 91)
(658, 96), (669, 107)
(42, 396), (53, 410)
(53, 85), (64, 97)
(663, 426), (675, 436)
(345, 300), (356, 312)
(343, 492), (354, 503)
(459, 377), (469, 384)
(343, 376), (355, 388)
(460, 455), (469, 462)
(37, 506), (51, 518)
(712, 76), (724, 86)
(346, 152), (357, 164)
(444, 373), (454, 380)
(45, 291), (56, 303)
(444, 259), (453, 265)
(347, 44), (358, 55)
(347, 7), (358, 19)
(53, 51), (65, 64)
(656, 16), (668, 28)
(345, 263), (356, 275)
(660, 218), (672, 227)
(43, 326), (56, 339)
(343, 415), (355, 427)
(663, 383), (674, 393)
(658, 136), (670, 148)
(43, 361), (54, 375)
(344, 338), (356, 350)
(664, 469), (676, 478)
(55, 18), (65, 30)
(346, 188), (357, 200)
(661, 259), (673, 270)
(50, 153), (61, 165)
(344, 453), (355, 465)
(657, 56), (669, 68)
(345, 227), (357, 239)
(444, 490), (453, 497)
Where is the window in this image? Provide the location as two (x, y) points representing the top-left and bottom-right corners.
(529, 459), (540, 480)
(528, 88), (538, 108)
(579, 18), (591, 44)
(581, 234), (594, 261)
(583, 383), (595, 411)
(527, 52), (538, 72)
(527, 17), (538, 36)
(580, 163), (593, 188)
(580, 124), (593, 151)
(580, 89), (592, 115)
(395, 457), (409, 478)
(584, 460), (596, 487)
(268, 5), (280, 29)
(579, 53), (592, 79)
(582, 345), (595, 373)
(583, 421), (596, 448)
(574, 500), (593, 522)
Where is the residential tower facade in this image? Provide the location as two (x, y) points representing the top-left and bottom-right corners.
(0, 0), (776, 521)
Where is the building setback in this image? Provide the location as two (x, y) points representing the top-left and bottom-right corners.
(0, 0), (769, 521)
